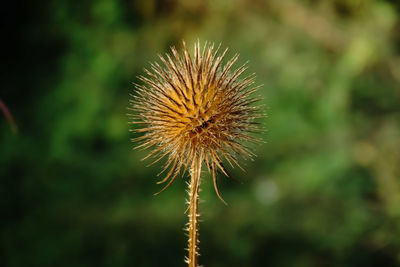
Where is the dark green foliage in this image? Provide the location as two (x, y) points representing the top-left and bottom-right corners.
(1, 0), (400, 266)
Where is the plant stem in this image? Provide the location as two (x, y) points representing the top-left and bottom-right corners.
(0, 98), (17, 133)
(187, 154), (202, 267)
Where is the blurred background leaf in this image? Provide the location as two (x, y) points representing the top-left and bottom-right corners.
(1, 0), (400, 266)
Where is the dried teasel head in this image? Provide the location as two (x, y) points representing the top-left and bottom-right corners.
(128, 41), (262, 202)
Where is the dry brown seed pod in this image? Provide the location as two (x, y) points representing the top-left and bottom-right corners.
(128, 41), (262, 267)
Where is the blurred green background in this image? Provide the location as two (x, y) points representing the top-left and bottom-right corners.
(1, 0), (400, 266)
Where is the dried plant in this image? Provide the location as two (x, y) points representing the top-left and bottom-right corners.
(128, 41), (262, 266)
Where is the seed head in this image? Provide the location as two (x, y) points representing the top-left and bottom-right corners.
(129, 41), (262, 202)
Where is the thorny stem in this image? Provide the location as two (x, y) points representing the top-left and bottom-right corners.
(187, 153), (202, 267)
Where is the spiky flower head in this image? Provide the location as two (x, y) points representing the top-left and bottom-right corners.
(129, 41), (262, 201)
